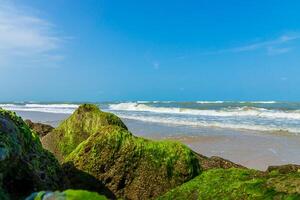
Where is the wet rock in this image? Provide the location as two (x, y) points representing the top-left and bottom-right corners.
(195, 153), (245, 170)
(25, 120), (54, 137)
(158, 168), (300, 200)
(44, 104), (199, 199)
(42, 104), (127, 162)
(65, 125), (200, 200)
(267, 164), (300, 174)
(0, 109), (66, 199)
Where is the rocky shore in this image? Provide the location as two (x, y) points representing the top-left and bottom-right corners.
(0, 104), (300, 199)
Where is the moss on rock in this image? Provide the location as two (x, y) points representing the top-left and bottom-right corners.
(267, 164), (300, 174)
(62, 162), (117, 199)
(158, 168), (300, 200)
(0, 188), (9, 200)
(0, 108), (66, 199)
(194, 153), (245, 171)
(42, 104), (127, 161)
(25, 120), (54, 137)
(26, 189), (107, 200)
(65, 125), (200, 200)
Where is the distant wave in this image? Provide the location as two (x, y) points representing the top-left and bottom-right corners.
(109, 102), (300, 120)
(196, 101), (277, 104)
(240, 101), (277, 104)
(0, 104), (78, 114)
(116, 114), (300, 134)
(196, 101), (224, 104)
(136, 101), (174, 103)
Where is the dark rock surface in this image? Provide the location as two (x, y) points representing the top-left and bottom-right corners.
(0, 109), (66, 199)
(25, 119), (54, 137)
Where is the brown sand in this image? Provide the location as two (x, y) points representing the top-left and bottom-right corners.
(168, 134), (300, 170)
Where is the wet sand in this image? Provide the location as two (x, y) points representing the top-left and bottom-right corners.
(124, 119), (300, 171)
(175, 134), (300, 170)
(16, 111), (300, 171)
(16, 111), (69, 127)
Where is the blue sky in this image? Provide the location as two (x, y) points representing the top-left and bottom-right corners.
(1, 0), (300, 102)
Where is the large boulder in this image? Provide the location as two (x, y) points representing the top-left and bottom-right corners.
(158, 168), (300, 199)
(26, 189), (107, 200)
(46, 104), (248, 199)
(0, 108), (66, 199)
(25, 119), (54, 137)
(65, 125), (200, 200)
(42, 104), (127, 162)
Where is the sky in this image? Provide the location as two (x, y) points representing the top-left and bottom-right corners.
(1, 0), (300, 102)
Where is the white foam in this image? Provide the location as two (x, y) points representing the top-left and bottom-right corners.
(109, 103), (300, 120)
(196, 101), (277, 104)
(24, 104), (79, 108)
(0, 103), (79, 114)
(248, 101), (277, 104)
(137, 101), (151, 103)
(196, 101), (224, 104)
(115, 114), (300, 134)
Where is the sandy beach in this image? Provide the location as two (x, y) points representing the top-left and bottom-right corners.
(124, 118), (300, 171)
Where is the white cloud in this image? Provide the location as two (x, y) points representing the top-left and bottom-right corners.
(204, 33), (300, 55)
(0, 1), (63, 67)
(267, 47), (291, 56)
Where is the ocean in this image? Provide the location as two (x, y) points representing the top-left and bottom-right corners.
(1, 101), (300, 135)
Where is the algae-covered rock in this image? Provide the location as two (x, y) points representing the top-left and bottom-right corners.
(25, 120), (54, 137)
(0, 108), (66, 199)
(0, 188), (9, 200)
(267, 164), (300, 174)
(42, 104), (127, 161)
(158, 168), (300, 200)
(26, 189), (107, 200)
(62, 162), (116, 199)
(66, 125), (200, 200)
(195, 153), (245, 170)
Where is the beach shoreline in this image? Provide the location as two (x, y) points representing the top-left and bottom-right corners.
(123, 118), (300, 171)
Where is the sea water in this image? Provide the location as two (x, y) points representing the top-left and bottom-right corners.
(1, 101), (300, 135)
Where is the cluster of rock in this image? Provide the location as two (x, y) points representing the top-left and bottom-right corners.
(0, 104), (300, 200)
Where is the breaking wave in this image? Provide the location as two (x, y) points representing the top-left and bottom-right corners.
(109, 102), (300, 120)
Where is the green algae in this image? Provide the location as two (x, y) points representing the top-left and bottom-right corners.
(66, 125), (200, 199)
(0, 108), (66, 199)
(64, 190), (107, 200)
(158, 168), (300, 200)
(0, 188), (9, 200)
(26, 189), (107, 200)
(42, 104), (127, 160)
(0, 108), (41, 152)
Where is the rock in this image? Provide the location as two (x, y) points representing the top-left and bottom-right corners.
(267, 164), (300, 174)
(0, 188), (9, 200)
(62, 162), (116, 199)
(195, 153), (245, 170)
(45, 104), (245, 199)
(0, 108), (66, 199)
(25, 120), (54, 137)
(25, 189), (107, 200)
(65, 124), (200, 200)
(42, 104), (127, 162)
(158, 168), (300, 199)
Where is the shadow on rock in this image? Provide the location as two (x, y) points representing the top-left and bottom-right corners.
(62, 162), (116, 199)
